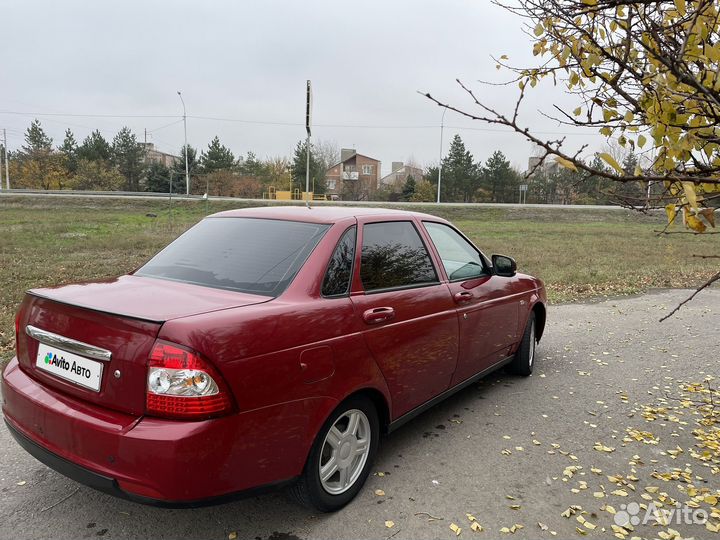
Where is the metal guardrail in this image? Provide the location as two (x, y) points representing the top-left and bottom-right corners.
(0, 188), (629, 210)
(1, 188), (199, 198)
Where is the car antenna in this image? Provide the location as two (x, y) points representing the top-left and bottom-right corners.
(305, 79), (312, 210)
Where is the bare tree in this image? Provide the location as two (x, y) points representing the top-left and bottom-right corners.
(423, 0), (720, 316)
(313, 139), (340, 174)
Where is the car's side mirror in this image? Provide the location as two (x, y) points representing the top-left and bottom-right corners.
(492, 254), (517, 277)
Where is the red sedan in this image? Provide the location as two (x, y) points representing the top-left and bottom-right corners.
(2, 206), (546, 511)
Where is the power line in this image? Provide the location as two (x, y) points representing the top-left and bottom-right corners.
(147, 119), (184, 133)
(0, 110), (602, 136)
(0, 110), (177, 119)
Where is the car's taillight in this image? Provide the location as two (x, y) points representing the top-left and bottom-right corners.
(146, 340), (234, 420)
(14, 310), (21, 359)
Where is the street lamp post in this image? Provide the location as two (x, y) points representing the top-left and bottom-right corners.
(177, 91), (189, 195)
(436, 106), (448, 204)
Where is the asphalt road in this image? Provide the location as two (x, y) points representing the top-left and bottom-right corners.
(1, 289), (718, 540)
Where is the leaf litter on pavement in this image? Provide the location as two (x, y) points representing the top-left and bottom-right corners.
(376, 320), (719, 538)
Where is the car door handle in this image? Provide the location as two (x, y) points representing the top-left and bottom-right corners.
(454, 291), (473, 304)
(362, 307), (395, 324)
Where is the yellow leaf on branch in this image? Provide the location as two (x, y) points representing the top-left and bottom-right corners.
(682, 182), (699, 209)
(684, 209), (707, 233)
(555, 156), (578, 171)
(665, 204), (677, 226)
(674, 0), (686, 16)
(598, 153), (623, 174)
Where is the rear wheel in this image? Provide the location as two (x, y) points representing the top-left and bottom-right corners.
(290, 395), (379, 512)
(509, 312), (536, 376)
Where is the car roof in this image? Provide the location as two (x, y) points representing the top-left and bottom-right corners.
(209, 205), (445, 224)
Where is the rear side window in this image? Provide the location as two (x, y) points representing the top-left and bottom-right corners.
(360, 221), (438, 292)
(424, 222), (487, 281)
(136, 217), (329, 297)
(322, 226), (356, 297)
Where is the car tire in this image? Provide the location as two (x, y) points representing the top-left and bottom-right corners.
(508, 312), (536, 376)
(289, 395), (380, 512)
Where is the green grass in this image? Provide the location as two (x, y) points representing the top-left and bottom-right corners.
(1, 195), (717, 365)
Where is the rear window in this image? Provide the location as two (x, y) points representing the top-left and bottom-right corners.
(135, 217), (330, 297)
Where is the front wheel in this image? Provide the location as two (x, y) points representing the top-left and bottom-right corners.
(289, 396), (379, 512)
(509, 312), (536, 376)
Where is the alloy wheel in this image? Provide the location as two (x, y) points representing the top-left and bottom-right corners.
(318, 409), (371, 495)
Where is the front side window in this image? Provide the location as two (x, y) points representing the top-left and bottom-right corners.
(136, 217), (329, 297)
(424, 222), (486, 281)
(322, 226), (356, 297)
(360, 221), (437, 292)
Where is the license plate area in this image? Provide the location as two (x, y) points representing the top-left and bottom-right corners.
(35, 343), (103, 392)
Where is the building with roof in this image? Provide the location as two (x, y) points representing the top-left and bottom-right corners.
(140, 143), (180, 168)
(379, 161), (424, 191)
(325, 148), (381, 200)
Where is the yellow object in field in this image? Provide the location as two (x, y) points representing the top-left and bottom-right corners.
(269, 188), (315, 201)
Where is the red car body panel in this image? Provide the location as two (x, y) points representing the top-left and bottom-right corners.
(3, 360), (335, 501)
(2, 206), (546, 505)
(27, 274), (270, 321)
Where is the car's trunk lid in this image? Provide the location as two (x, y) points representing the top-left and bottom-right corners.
(29, 274), (271, 321)
(15, 275), (270, 415)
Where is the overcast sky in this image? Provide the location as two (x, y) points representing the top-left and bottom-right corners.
(2, 0), (603, 176)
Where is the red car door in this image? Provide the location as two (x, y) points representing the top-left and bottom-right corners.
(422, 221), (520, 386)
(350, 218), (459, 418)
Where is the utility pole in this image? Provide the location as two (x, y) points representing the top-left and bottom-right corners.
(177, 91), (189, 195)
(143, 128), (148, 166)
(436, 106), (448, 204)
(305, 80), (312, 209)
(3, 129), (9, 190)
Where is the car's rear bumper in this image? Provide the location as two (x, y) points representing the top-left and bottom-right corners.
(2, 358), (322, 505)
(4, 418), (292, 507)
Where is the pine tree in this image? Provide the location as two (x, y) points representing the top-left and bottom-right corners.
(78, 130), (112, 162)
(441, 135), (478, 202)
(616, 150), (645, 203)
(482, 150), (518, 203)
(144, 162), (180, 193)
(238, 151), (267, 178)
(173, 145), (198, 193)
(59, 129), (79, 174)
(22, 119), (53, 155)
(579, 156), (613, 204)
(111, 127), (144, 191)
(290, 140), (324, 194)
(16, 120), (64, 190)
(199, 136), (235, 174)
(401, 175), (417, 201)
